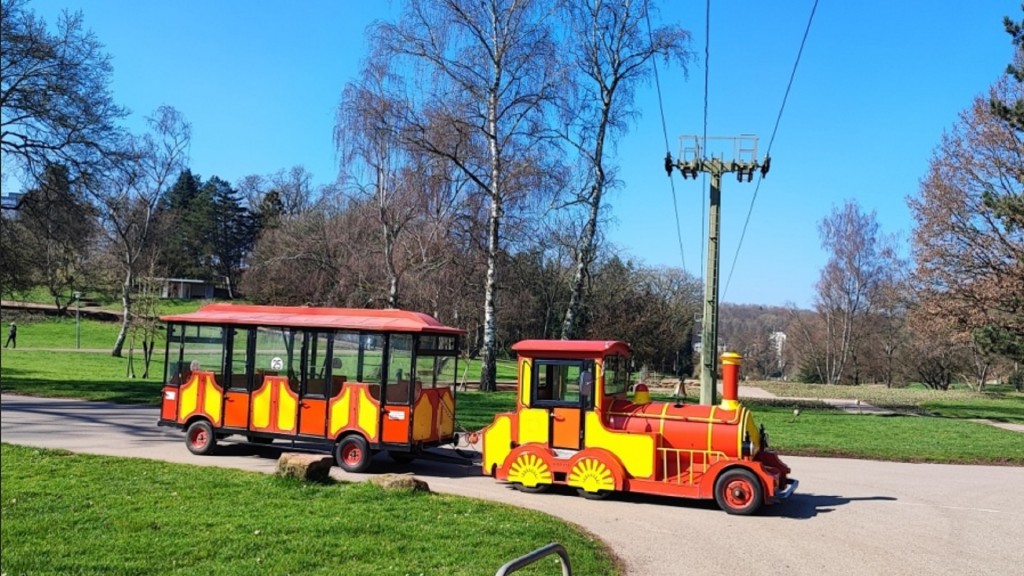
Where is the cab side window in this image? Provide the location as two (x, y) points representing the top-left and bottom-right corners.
(532, 359), (588, 408)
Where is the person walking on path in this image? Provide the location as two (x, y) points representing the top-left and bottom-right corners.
(4, 321), (16, 349)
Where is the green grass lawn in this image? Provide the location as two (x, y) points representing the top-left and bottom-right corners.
(919, 397), (1024, 425)
(747, 402), (1024, 465)
(455, 391), (519, 431)
(3, 288), (214, 316)
(2, 317), (1022, 466)
(0, 444), (616, 576)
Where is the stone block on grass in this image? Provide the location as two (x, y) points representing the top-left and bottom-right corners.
(369, 473), (430, 493)
(277, 452), (333, 482)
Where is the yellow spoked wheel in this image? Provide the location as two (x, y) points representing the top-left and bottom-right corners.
(569, 457), (615, 500)
(507, 452), (552, 493)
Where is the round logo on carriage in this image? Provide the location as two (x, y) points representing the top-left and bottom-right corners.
(270, 357), (284, 370)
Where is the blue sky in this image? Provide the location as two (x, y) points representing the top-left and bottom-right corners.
(23, 0), (1020, 308)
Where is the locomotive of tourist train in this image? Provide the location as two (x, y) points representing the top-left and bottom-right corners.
(480, 340), (796, 515)
(158, 304), (795, 515)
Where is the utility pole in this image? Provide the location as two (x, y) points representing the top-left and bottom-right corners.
(665, 135), (770, 405)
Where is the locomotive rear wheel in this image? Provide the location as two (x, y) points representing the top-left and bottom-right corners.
(185, 420), (217, 455)
(514, 483), (550, 494)
(335, 435), (373, 473)
(714, 468), (763, 515)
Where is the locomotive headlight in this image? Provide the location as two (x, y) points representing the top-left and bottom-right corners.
(742, 434), (755, 456)
(743, 412), (763, 455)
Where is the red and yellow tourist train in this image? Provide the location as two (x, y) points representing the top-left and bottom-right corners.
(158, 304), (795, 514)
(480, 340), (797, 515)
(157, 304), (464, 472)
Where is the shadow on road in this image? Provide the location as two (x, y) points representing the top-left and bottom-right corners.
(0, 397), (175, 438)
(765, 492), (898, 519)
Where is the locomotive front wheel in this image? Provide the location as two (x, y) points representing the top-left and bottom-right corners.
(335, 435), (372, 473)
(714, 468), (764, 515)
(514, 483), (550, 494)
(576, 488), (611, 500)
(185, 421), (217, 455)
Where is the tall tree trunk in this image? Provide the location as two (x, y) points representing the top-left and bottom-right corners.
(384, 223), (399, 309)
(480, 194), (501, 392)
(561, 195), (598, 339)
(111, 268), (131, 357)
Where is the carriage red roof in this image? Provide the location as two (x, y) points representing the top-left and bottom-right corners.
(161, 303), (465, 334)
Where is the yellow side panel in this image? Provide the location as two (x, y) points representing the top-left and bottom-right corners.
(251, 382), (271, 429)
(518, 408), (549, 444)
(412, 396), (433, 441)
(437, 391), (454, 437)
(276, 382), (297, 431)
(519, 359), (531, 406)
(483, 414), (512, 474)
(328, 387), (352, 438)
(583, 411), (654, 479)
(202, 375), (223, 425)
(357, 389), (379, 440)
(178, 374), (199, 421)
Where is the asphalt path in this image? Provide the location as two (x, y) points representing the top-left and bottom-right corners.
(2, 394), (1022, 576)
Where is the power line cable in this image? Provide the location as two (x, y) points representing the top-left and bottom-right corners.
(645, 3), (686, 271)
(699, 0), (710, 281)
(723, 0), (819, 299)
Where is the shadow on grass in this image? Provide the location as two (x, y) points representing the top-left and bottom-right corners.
(922, 400), (1024, 425)
(1, 366), (162, 405)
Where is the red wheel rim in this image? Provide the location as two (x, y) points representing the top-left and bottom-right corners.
(343, 444), (362, 466)
(723, 478), (754, 508)
(189, 428), (208, 450)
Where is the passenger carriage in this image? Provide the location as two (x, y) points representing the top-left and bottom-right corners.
(157, 304), (464, 472)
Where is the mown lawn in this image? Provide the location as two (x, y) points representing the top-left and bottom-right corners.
(748, 402), (1024, 465)
(0, 444), (617, 575)
(2, 317), (1022, 466)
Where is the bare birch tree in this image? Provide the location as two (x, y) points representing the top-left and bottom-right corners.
(95, 106), (190, 357)
(557, 0), (690, 338)
(336, 57), (417, 308)
(374, 0), (561, 391)
(812, 200), (888, 384)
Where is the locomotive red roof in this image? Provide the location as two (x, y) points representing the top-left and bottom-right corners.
(161, 303), (465, 334)
(511, 339), (631, 356)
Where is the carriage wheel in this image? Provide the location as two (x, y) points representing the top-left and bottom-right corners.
(185, 420), (217, 455)
(335, 435), (372, 473)
(714, 468), (763, 515)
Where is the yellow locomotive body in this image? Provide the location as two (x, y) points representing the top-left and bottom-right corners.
(481, 340), (796, 514)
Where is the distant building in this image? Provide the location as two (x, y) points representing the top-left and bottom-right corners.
(769, 331), (787, 370)
(150, 278), (218, 300)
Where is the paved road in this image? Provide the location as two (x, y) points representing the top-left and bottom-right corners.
(3, 394), (1022, 576)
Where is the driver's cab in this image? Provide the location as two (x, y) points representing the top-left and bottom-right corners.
(511, 340), (631, 452)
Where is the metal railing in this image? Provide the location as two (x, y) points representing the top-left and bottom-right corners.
(495, 542), (572, 576)
(658, 447), (727, 485)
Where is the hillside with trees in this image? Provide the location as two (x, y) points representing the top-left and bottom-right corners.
(2, 0), (1021, 392)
